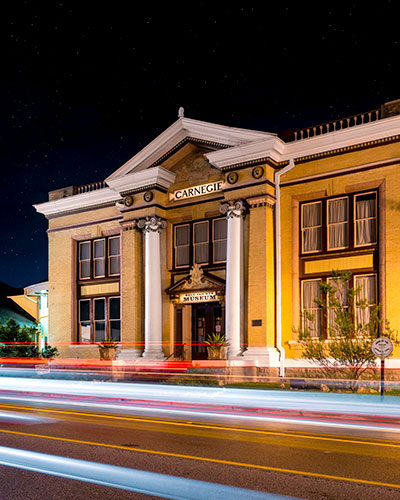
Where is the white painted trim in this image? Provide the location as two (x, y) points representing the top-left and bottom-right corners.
(283, 114), (400, 160)
(275, 159), (296, 377)
(206, 136), (284, 168)
(206, 114), (400, 168)
(281, 157), (400, 185)
(107, 166), (176, 194)
(24, 281), (48, 294)
(33, 188), (122, 217)
(33, 115), (400, 218)
(106, 117), (273, 180)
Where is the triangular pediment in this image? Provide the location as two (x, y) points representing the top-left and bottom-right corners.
(166, 265), (225, 296)
(106, 116), (272, 182)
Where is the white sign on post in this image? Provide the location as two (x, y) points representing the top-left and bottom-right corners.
(371, 337), (393, 359)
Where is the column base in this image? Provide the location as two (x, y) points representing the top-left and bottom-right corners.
(142, 349), (166, 360)
(117, 349), (143, 360)
(227, 346), (244, 359)
(241, 347), (280, 366)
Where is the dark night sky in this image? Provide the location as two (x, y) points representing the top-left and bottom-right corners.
(1, 2), (399, 287)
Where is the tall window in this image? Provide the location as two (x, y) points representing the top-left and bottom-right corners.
(213, 218), (227, 263)
(301, 202), (322, 253)
(174, 224), (190, 268)
(301, 192), (377, 254)
(327, 277), (349, 332)
(327, 197), (348, 250)
(173, 218), (227, 268)
(193, 221), (209, 264)
(109, 236), (121, 276)
(355, 274), (377, 326)
(78, 236), (120, 279)
(355, 193), (377, 246)
(79, 297), (121, 342)
(79, 242), (91, 279)
(302, 279), (322, 337)
(94, 239), (106, 278)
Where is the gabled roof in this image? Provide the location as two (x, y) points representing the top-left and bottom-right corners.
(106, 116), (274, 181)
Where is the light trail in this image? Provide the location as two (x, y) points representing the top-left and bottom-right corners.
(1, 392), (400, 432)
(2, 402), (400, 449)
(0, 429), (399, 491)
(1, 378), (399, 420)
(0, 410), (53, 424)
(0, 445), (299, 500)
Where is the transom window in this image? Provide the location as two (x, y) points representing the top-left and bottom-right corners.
(79, 296), (121, 343)
(301, 192), (377, 254)
(78, 235), (120, 279)
(174, 218), (227, 268)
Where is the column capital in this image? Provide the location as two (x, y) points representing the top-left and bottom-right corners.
(220, 200), (246, 219)
(137, 215), (167, 233)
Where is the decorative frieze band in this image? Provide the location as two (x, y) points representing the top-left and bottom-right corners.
(137, 215), (167, 233)
(247, 195), (276, 208)
(220, 200), (246, 219)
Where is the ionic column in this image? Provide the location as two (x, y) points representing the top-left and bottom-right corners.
(137, 216), (167, 359)
(220, 200), (245, 358)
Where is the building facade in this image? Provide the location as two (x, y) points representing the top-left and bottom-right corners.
(34, 100), (400, 367)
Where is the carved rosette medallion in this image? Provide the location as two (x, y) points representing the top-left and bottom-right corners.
(220, 200), (246, 219)
(137, 216), (167, 233)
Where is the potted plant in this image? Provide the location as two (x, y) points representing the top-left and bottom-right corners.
(98, 337), (119, 360)
(205, 332), (228, 360)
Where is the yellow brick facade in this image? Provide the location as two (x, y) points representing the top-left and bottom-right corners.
(34, 104), (400, 365)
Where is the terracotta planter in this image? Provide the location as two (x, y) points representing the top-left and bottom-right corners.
(99, 347), (117, 360)
(207, 346), (227, 360)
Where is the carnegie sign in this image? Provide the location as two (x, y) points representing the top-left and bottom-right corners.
(173, 181), (223, 201)
(180, 291), (221, 303)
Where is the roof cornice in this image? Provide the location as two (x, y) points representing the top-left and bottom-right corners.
(205, 136), (285, 169)
(206, 115), (400, 168)
(33, 188), (121, 218)
(107, 166), (176, 194)
(282, 114), (400, 161)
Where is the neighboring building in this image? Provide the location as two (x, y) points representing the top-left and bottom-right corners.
(0, 282), (36, 328)
(8, 281), (49, 349)
(23, 281), (49, 350)
(34, 100), (400, 367)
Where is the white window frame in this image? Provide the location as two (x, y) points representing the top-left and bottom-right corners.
(78, 241), (91, 280)
(326, 276), (349, 334)
(354, 192), (377, 248)
(79, 299), (92, 343)
(301, 278), (322, 337)
(93, 238), (106, 278)
(212, 218), (227, 264)
(108, 296), (121, 340)
(354, 273), (377, 327)
(174, 224), (191, 268)
(193, 220), (210, 265)
(108, 236), (121, 277)
(301, 201), (322, 254)
(327, 196), (349, 250)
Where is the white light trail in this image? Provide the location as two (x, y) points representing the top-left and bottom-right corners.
(0, 445), (301, 500)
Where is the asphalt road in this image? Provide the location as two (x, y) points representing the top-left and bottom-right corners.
(0, 384), (399, 499)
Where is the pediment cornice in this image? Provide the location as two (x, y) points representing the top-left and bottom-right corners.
(106, 117), (273, 181)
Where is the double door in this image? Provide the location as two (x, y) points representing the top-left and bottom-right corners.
(192, 303), (222, 359)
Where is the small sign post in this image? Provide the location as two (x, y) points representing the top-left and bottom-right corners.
(371, 337), (393, 397)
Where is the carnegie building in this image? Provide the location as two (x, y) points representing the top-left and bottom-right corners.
(34, 100), (400, 367)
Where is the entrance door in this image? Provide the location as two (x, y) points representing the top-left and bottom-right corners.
(192, 303), (222, 359)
